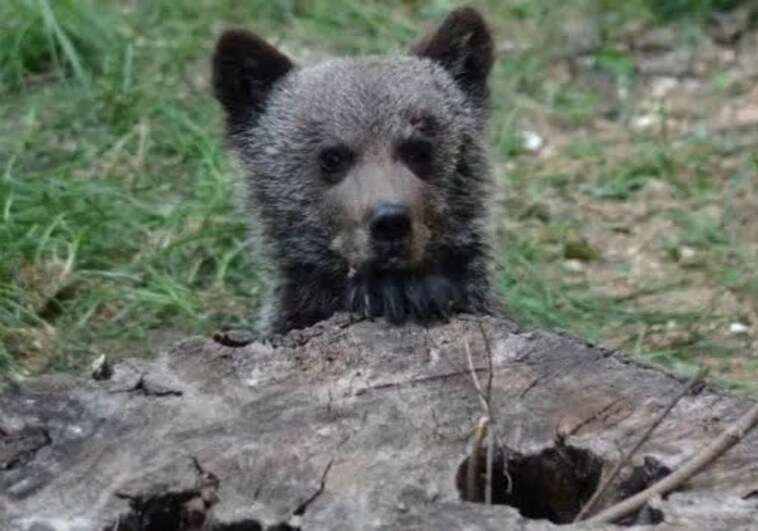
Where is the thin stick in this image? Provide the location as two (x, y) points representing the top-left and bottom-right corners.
(575, 369), (705, 521)
(466, 416), (490, 502)
(465, 339), (491, 417)
(465, 340), (494, 504)
(564, 399), (622, 439)
(588, 400), (758, 524)
(486, 421), (494, 505)
(463, 338), (512, 497)
(478, 323), (494, 402)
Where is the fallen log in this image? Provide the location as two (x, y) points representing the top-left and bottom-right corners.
(2, 314), (757, 530)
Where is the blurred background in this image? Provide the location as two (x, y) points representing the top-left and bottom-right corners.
(1, 0), (756, 391)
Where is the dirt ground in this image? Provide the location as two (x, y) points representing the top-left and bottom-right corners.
(500, 14), (758, 387)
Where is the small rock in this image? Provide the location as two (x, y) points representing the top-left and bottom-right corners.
(632, 114), (659, 131)
(563, 259), (585, 273)
(517, 202), (551, 223)
(701, 204), (722, 223)
(637, 49), (691, 77)
(564, 238), (602, 262)
(721, 48), (737, 65)
(520, 131), (545, 153)
(736, 106), (758, 128)
(90, 354), (113, 381)
(647, 322), (692, 349)
(496, 40), (531, 55)
(641, 179), (676, 202)
(650, 76), (679, 99)
(729, 322), (750, 336)
(679, 246), (696, 264)
(635, 27), (677, 52)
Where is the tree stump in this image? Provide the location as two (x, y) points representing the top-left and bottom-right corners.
(2, 315), (757, 530)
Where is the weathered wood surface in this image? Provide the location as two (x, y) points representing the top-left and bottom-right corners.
(1, 314), (757, 530)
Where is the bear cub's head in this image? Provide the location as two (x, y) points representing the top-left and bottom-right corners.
(213, 8), (496, 331)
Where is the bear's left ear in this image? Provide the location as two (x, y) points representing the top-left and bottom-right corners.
(411, 7), (494, 105)
(212, 29), (294, 133)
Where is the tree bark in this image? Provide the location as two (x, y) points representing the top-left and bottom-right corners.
(2, 314), (757, 530)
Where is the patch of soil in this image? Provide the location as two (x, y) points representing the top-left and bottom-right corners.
(504, 19), (758, 385)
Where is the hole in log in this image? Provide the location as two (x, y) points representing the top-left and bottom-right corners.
(0, 426), (51, 470)
(107, 490), (205, 531)
(456, 443), (602, 524)
(612, 456), (669, 526)
(107, 504), (278, 531)
(456, 444), (669, 525)
(213, 520), (265, 531)
(107, 463), (221, 531)
(106, 491), (295, 531)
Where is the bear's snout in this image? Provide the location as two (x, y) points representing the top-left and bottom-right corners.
(370, 203), (412, 243)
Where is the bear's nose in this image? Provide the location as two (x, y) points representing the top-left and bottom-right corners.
(370, 203), (412, 242)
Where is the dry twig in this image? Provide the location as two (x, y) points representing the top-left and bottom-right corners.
(465, 339), (492, 418)
(478, 322), (494, 403)
(575, 368), (706, 521)
(465, 339), (495, 504)
(465, 415), (491, 503)
(464, 326), (513, 504)
(588, 400), (758, 524)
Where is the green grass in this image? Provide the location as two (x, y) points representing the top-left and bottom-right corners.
(1, 0), (756, 389)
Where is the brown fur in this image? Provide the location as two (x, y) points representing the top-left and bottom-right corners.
(212, 8), (501, 335)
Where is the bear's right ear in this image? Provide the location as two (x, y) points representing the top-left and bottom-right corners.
(212, 29), (293, 127)
(411, 7), (494, 106)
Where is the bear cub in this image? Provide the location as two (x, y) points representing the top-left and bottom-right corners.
(212, 7), (501, 335)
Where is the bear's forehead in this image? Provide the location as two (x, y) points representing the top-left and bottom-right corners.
(278, 57), (463, 126)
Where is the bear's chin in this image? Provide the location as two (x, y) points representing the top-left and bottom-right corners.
(345, 269), (464, 325)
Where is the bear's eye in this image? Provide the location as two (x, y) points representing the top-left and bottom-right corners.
(319, 146), (354, 181)
(398, 139), (433, 173)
